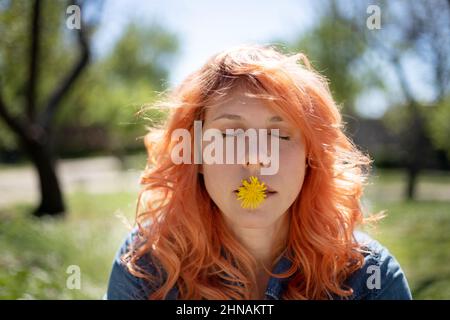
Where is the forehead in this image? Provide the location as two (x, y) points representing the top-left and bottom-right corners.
(204, 89), (284, 123)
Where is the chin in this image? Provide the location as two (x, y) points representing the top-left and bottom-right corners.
(230, 208), (280, 228)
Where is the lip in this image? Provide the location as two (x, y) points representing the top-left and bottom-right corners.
(233, 184), (277, 194)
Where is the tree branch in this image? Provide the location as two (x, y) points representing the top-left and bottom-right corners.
(39, 0), (90, 129)
(26, 0), (42, 122)
(0, 90), (29, 142)
(332, 3), (419, 107)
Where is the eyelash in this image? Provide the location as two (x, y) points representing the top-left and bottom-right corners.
(221, 132), (291, 141)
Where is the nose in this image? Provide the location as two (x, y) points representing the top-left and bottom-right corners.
(239, 135), (271, 173)
(242, 155), (271, 174)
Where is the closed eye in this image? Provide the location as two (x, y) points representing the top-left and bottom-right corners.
(221, 132), (290, 141)
(221, 129), (245, 138)
(221, 132), (239, 137)
(270, 133), (290, 141)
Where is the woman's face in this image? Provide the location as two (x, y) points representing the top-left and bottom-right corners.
(201, 89), (307, 229)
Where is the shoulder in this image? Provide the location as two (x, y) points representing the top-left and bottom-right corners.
(342, 231), (412, 300)
(106, 228), (158, 300)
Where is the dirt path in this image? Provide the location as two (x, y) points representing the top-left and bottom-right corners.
(0, 156), (142, 208)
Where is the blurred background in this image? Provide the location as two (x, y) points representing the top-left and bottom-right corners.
(0, 0), (449, 299)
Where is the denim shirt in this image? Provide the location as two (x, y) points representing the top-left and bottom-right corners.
(106, 230), (412, 300)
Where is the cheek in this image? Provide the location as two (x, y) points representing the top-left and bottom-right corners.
(279, 144), (307, 188)
(202, 164), (235, 198)
(202, 165), (220, 189)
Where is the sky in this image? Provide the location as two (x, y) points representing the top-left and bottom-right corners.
(90, 0), (436, 119)
(93, 0), (316, 87)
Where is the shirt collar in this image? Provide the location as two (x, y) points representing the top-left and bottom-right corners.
(264, 255), (294, 300)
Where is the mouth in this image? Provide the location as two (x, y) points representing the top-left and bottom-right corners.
(233, 177), (277, 209)
(233, 186), (277, 194)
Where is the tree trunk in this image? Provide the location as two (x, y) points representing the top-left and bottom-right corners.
(22, 137), (65, 217)
(0, 0), (95, 218)
(404, 107), (429, 201)
(406, 165), (418, 200)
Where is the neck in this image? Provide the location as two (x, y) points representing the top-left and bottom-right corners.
(227, 212), (290, 269)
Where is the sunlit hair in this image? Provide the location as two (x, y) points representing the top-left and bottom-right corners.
(124, 45), (382, 299)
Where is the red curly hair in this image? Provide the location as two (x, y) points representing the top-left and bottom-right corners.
(125, 45), (379, 299)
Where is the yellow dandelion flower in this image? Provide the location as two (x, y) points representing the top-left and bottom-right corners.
(236, 176), (267, 210)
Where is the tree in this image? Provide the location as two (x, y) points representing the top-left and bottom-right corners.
(56, 22), (178, 163)
(341, 0), (450, 199)
(0, 0), (102, 216)
(285, 0), (450, 200)
(0, 1), (179, 217)
(281, 1), (369, 116)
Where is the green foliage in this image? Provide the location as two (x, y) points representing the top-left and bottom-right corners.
(55, 23), (178, 155)
(382, 98), (450, 163)
(279, 9), (369, 114)
(105, 23), (178, 89)
(382, 104), (413, 134)
(54, 21), (178, 155)
(0, 0), (73, 149)
(426, 96), (450, 159)
(0, 1), (178, 157)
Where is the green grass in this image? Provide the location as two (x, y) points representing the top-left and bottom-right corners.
(0, 192), (137, 299)
(364, 200), (450, 299)
(121, 151), (148, 171)
(0, 169), (449, 299)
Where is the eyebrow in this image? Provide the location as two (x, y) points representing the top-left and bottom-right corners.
(212, 113), (284, 123)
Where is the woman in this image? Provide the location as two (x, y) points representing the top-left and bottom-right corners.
(106, 45), (412, 300)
